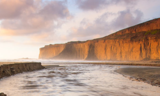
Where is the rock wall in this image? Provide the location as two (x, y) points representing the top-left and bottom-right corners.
(39, 44), (65, 59)
(39, 18), (160, 61)
(0, 62), (44, 79)
(93, 37), (160, 61)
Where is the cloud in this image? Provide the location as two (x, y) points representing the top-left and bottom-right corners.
(76, 0), (137, 10)
(0, 0), (34, 19)
(0, 0), (157, 45)
(111, 9), (143, 29)
(0, 0), (160, 59)
(0, 36), (14, 43)
(67, 9), (143, 40)
(24, 33), (55, 45)
(76, 0), (106, 10)
(0, 0), (70, 36)
(40, 1), (69, 19)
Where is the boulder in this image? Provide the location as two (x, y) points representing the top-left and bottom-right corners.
(0, 93), (7, 96)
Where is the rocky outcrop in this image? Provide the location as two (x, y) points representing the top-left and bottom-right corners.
(116, 67), (160, 87)
(39, 18), (160, 61)
(0, 62), (44, 79)
(0, 93), (6, 96)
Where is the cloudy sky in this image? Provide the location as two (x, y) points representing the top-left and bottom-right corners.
(0, 0), (160, 59)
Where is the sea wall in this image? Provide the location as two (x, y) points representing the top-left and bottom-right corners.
(39, 18), (160, 61)
(0, 62), (44, 79)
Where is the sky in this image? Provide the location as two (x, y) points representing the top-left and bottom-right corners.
(0, 0), (160, 59)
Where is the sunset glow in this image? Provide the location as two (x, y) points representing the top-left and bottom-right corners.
(0, 0), (160, 59)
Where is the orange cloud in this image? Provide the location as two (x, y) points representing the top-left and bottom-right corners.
(93, 34), (100, 39)
(30, 33), (50, 42)
(0, 0), (70, 36)
(0, 29), (16, 36)
(71, 27), (78, 33)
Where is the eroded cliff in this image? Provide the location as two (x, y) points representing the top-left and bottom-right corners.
(39, 18), (160, 61)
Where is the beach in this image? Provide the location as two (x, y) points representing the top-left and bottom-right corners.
(116, 67), (160, 87)
(42, 60), (160, 88)
(0, 61), (160, 96)
(1, 61), (160, 85)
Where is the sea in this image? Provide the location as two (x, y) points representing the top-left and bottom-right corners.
(0, 59), (160, 96)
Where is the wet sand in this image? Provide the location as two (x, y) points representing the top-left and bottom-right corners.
(1, 61), (160, 88)
(42, 60), (160, 66)
(116, 67), (160, 87)
(1, 60), (160, 66)
(41, 60), (160, 87)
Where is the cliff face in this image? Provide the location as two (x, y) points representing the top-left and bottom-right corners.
(39, 44), (65, 59)
(39, 18), (160, 61)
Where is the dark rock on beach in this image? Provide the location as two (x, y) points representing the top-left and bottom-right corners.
(116, 67), (160, 87)
(0, 93), (7, 96)
(0, 62), (44, 79)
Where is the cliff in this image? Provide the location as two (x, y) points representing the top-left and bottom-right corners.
(0, 62), (44, 79)
(39, 18), (160, 61)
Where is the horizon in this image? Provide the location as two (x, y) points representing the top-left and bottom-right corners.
(0, 0), (160, 59)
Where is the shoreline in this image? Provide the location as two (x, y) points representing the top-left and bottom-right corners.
(0, 61), (160, 95)
(35, 61), (160, 88)
(116, 67), (160, 87)
(1, 60), (160, 66)
(42, 60), (160, 67)
(0, 62), (45, 96)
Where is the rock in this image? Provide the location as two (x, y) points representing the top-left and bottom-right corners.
(152, 80), (160, 85)
(39, 18), (160, 61)
(0, 93), (7, 96)
(0, 62), (44, 79)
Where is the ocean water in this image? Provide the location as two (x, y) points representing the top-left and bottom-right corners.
(0, 60), (160, 96)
